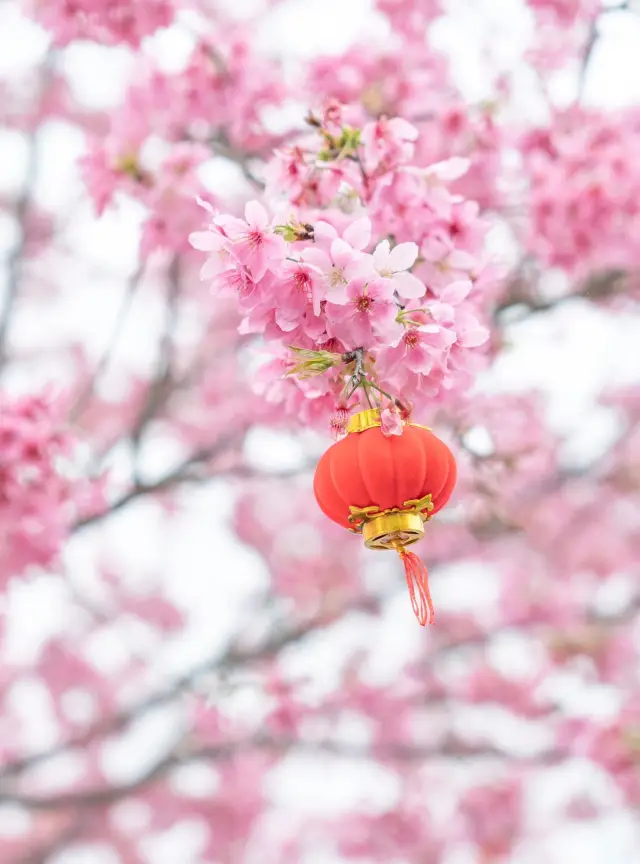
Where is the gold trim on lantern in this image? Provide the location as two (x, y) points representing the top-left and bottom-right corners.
(348, 493), (434, 529)
(347, 493), (434, 553)
(347, 409), (382, 434)
(346, 409), (432, 434)
(363, 512), (424, 550)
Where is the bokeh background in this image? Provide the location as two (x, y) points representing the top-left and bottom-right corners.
(0, 0), (639, 862)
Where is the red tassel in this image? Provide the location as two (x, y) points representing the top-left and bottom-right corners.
(397, 547), (435, 626)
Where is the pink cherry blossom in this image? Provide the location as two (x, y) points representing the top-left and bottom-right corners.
(329, 405), (350, 438)
(361, 116), (419, 174)
(528, 0), (600, 28)
(325, 277), (398, 347)
(301, 218), (372, 312)
(380, 407), (404, 436)
(363, 239), (426, 299)
(30, 0), (175, 47)
(302, 240), (362, 311)
(215, 201), (286, 281)
(0, 393), (97, 580)
(381, 324), (455, 376)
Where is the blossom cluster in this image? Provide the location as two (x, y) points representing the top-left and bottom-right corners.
(560, 700), (640, 806)
(522, 106), (640, 278)
(81, 35), (287, 256)
(307, 55), (505, 212)
(29, 0), (175, 46)
(0, 393), (83, 580)
(233, 478), (364, 612)
(527, 0), (600, 28)
(190, 106), (492, 428)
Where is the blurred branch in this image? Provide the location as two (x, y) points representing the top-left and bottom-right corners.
(69, 263), (144, 422)
(602, 2), (631, 13)
(578, 18), (600, 101)
(495, 267), (629, 320)
(129, 257), (182, 478)
(1, 573), (634, 794)
(17, 817), (86, 864)
(74, 432), (245, 531)
(211, 133), (265, 189)
(0, 596), (347, 782)
(0, 736), (566, 811)
(4, 573), (630, 789)
(0, 55), (54, 371)
(578, 4), (636, 101)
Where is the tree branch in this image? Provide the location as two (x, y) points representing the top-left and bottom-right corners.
(69, 263), (144, 423)
(0, 736), (566, 811)
(0, 598), (352, 782)
(495, 267), (629, 320)
(74, 433), (245, 531)
(210, 134), (265, 190)
(0, 55), (54, 370)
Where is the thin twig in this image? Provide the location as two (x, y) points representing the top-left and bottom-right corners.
(211, 134), (265, 189)
(69, 263), (144, 422)
(74, 433), (243, 531)
(129, 256), (182, 481)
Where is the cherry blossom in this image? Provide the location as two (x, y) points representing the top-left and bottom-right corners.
(360, 239), (426, 299)
(0, 393), (95, 581)
(30, 0), (175, 47)
(380, 407), (404, 436)
(216, 201), (286, 282)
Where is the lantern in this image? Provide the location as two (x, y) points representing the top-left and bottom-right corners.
(313, 408), (457, 625)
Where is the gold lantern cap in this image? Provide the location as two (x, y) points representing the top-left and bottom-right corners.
(346, 408), (431, 435)
(346, 409), (381, 434)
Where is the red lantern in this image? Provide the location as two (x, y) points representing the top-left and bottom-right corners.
(313, 408), (457, 625)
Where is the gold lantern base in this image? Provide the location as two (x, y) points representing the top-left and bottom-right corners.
(362, 512), (425, 550)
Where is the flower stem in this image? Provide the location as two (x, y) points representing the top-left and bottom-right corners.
(366, 379), (395, 401)
(362, 378), (374, 408)
(366, 378), (410, 415)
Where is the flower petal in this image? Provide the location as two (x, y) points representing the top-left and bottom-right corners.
(389, 118), (419, 141)
(326, 283), (350, 304)
(380, 407), (405, 436)
(189, 231), (217, 251)
(302, 248), (332, 272)
(245, 200), (268, 229)
(196, 196), (216, 214)
(200, 256), (230, 280)
(393, 271), (426, 299)
(448, 250), (476, 270)
(275, 308), (300, 332)
(373, 239), (391, 271)
(388, 241), (418, 272)
(314, 220), (338, 244)
(215, 214), (248, 238)
(343, 217), (371, 251)
(345, 257), (376, 283)
(426, 157), (470, 182)
(331, 238), (356, 267)
(441, 279), (472, 305)
(458, 325), (489, 348)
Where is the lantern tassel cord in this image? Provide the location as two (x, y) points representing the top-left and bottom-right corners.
(396, 547), (435, 626)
